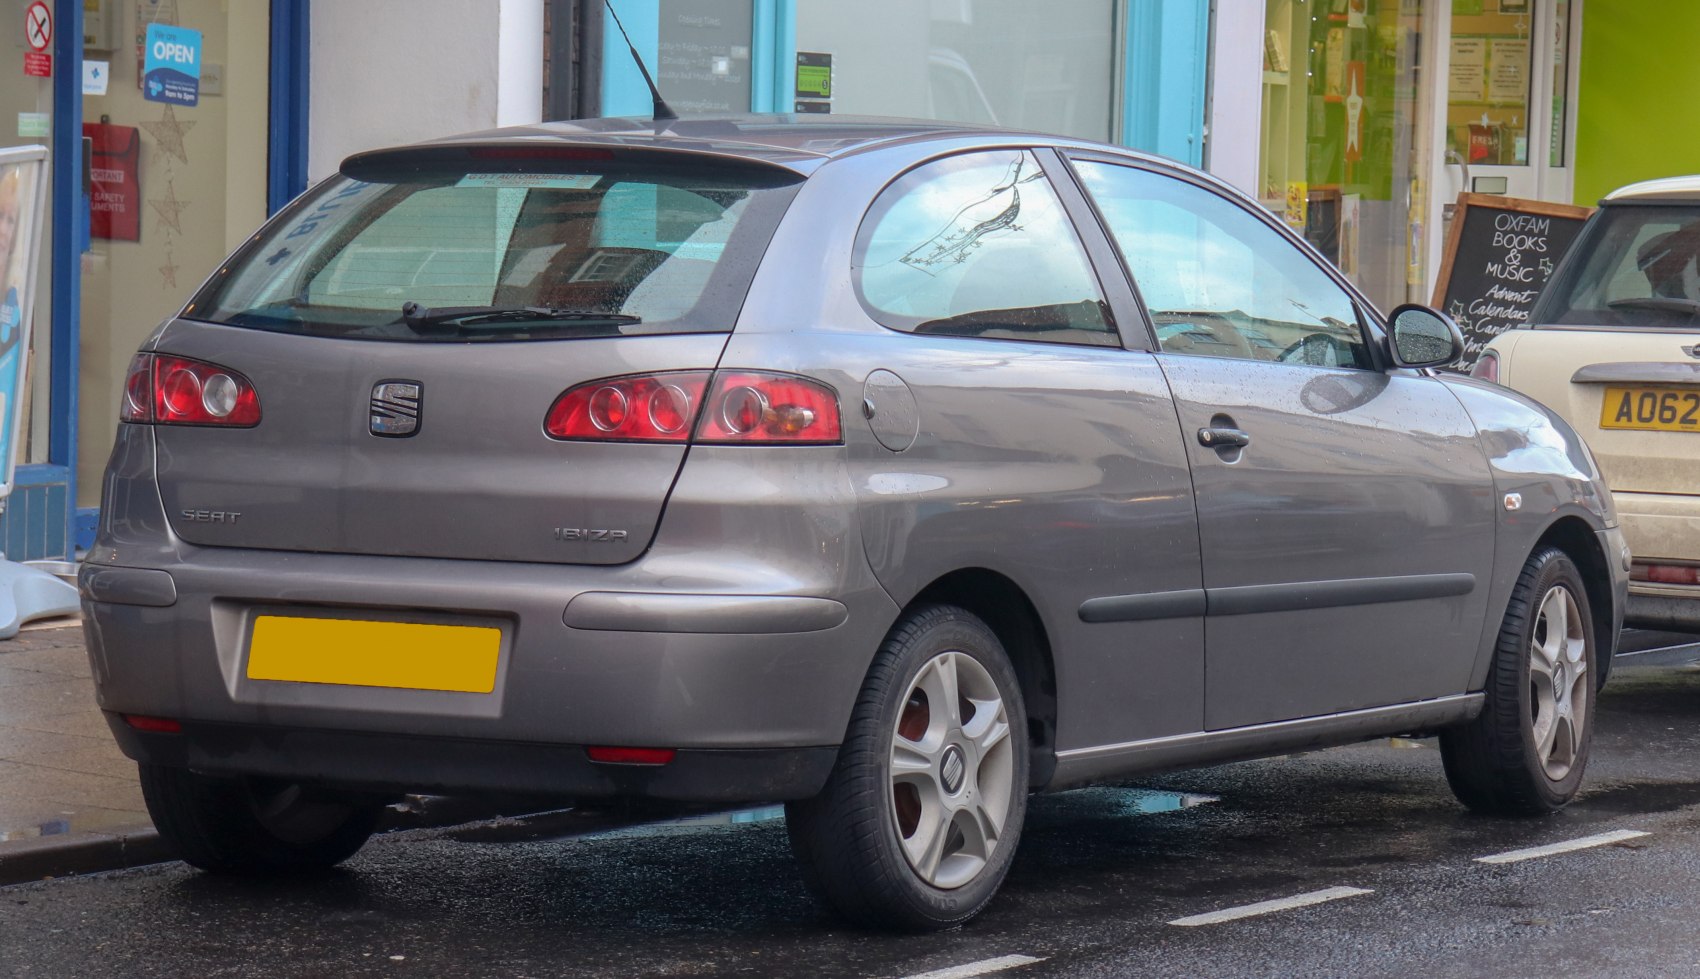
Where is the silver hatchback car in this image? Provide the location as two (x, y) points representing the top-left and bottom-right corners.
(83, 116), (1627, 931)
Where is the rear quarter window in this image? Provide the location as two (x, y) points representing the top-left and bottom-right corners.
(852, 149), (1116, 347)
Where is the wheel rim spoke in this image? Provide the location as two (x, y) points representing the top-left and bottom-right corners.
(892, 734), (935, 778)
(973, 796), (1004, 843)
(917, 653), (963, 733)
(1534, 703), (1560, 761)
(962, 695), (1010, 754)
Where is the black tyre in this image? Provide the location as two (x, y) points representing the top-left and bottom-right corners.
(1440, 547), (1596, 815)
(786, 604), (1029, 931)
(139, 763), (382, 874)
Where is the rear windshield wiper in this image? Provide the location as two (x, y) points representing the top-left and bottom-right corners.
(400, 302), (642, 334)
(1604, 297), (1700, 317)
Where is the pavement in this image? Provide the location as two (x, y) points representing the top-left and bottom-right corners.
(1, 616), (1696, 890)
(0, 618), (167, 882)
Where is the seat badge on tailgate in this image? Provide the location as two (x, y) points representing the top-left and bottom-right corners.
(370, 381), (423, 437)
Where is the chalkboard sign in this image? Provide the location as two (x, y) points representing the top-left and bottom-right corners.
(1431, 193), (1594, 371)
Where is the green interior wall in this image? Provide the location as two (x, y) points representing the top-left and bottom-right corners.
(1575, 3), (1700, 205)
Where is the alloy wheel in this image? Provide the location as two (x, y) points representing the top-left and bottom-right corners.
(1528, 583), (1588, 781)
(889, 650), (1015, 889)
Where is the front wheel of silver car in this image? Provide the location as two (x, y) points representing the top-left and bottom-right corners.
(1439, 546), (1596, 816)
(786, 604), (1029, 931)
(139, 763), (383, 874)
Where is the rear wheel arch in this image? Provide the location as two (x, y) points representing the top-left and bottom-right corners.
(1532, 515), (1617, 685)
(902, 568), (1058, 789)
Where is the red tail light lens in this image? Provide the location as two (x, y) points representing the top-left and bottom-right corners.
(585, 745), (676, 765)
(119, 353), (261, 427)
(120, 354), (154, 422)
(546, 370), (842, 445)
(546, 372), (712, 442)
(1631, 562), (1700, 586)
(1471, 351), (1499, 383)
(696, 372), (842, 444)
(122, 714), (183, 734)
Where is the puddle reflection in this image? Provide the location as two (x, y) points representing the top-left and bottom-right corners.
(576, 804), (787, 841)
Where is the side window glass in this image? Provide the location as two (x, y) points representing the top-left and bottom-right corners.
(1073, 161), (1372, 369)
(855, 150), (1116, 347)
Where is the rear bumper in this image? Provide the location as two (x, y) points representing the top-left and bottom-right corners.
(82, 428), (899, 802)
(1624, 591), (1700, 633)
(1611, 491), (1700, 632)
(1614, 490), (1700, 565)
(107, 715), (840, 802)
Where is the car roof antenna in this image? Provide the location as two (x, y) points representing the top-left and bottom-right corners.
(603, 0), (678, 122)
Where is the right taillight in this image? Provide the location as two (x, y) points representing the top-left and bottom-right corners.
(120, 353), (262, 427)
(545, 370), (841, 445)
(1471, 350), (1499, 383)
(695, 371), (842, 444)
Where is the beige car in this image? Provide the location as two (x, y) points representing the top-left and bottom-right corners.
(1478, 176), (1700, 632)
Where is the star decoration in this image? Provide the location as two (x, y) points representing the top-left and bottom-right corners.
(159, 260), (179, 288)
(141, 105), (195, 165)
(149, 180), (190, 234)
(1345, 72), (1364, 155)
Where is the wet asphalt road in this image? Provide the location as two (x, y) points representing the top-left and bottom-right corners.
(6, 644), (1700, 978)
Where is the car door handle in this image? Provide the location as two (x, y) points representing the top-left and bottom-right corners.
(1197, 426), (1250, 449)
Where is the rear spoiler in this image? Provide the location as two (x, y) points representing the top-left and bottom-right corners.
(340, 141), (812, 182)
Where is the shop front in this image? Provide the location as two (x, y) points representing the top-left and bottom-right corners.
(1230, 0), (1579, 313)
(575, 0), (1211, 167)
(0, 0), (307, 559)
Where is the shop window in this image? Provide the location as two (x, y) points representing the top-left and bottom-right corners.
(1075, 161), (1370, 368)
(1259, 0), (1428, 313)
(795, 0), (1117, 143)
(854, 151), (1115, 346)
(77, 1), (273, 506)
(1446, 1), (1534, 167)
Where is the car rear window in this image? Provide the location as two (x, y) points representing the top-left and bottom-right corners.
(1535, 203), (1700, 329)
(184, 153), (802, 342)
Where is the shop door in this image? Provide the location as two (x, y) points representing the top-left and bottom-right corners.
(77, 1), (272, 513)
(1431, 0), (1578, 211)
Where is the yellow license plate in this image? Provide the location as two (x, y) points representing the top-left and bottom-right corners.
(1599, 385), (1700, 432)
(246, 615), (501, 693)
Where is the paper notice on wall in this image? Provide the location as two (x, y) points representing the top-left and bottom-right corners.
(83, 59), (110, 95)
(1449, 37), (1486, 102)
(1488, 38), (1530, 103)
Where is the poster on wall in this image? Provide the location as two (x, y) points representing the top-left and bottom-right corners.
(0, 147), (48, 498)
(84, 123), (142, 241)
(143, 22), (201, 106)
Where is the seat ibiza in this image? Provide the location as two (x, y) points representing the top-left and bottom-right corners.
(83, 115), (1627, 930)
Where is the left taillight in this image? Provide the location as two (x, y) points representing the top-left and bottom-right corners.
(120, 353), (261, 427)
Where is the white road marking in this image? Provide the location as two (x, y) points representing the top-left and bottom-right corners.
(1167, 886), (1373, 927)
(901, 954), (1046, 979)
(1475, 829), (1649, 865)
